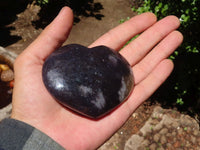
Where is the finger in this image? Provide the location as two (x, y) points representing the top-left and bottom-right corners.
(121, 16), (180, 65)
(89, 12), (157, 50)
(23, 7), (73, 61)
(132, 31), (183, 84)
(125, 59), (174, 113)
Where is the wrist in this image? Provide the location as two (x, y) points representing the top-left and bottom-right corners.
(0, 118), (65, 150)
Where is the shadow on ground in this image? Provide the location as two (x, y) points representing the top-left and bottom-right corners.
(33, 0), (104, 29)
(151, 52), (200, 123)
(0, 0), (29, 47)
(0, 0), (104, 46)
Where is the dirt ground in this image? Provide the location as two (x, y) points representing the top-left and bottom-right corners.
(4, 0), (137, 54)
(1, 0), (200, 149)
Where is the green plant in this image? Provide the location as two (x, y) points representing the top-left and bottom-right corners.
(35, 0), (49, 5)
(176, 98), (184, 105)
(184, 127), (188, 131)
(132, 0), (199, 54)
(132, 0), (200, 120)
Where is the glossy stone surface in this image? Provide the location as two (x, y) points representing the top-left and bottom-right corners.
(42, 44), (134, 118)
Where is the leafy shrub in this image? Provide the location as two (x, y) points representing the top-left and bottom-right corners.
(35, 0), (49, 5)
(132, 0), (199, 55)
(132, 0), (200, 119)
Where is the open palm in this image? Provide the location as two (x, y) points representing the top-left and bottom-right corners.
(11, 7), (183, 150)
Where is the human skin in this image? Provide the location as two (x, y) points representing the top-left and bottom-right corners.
(11, 7), (183, 150)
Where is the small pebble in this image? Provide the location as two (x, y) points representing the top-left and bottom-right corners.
(153, 133), (160, 142)
(160, 135), (167, 144)
(149, 143), (157, 150)
(1, 69), (14, 82)
(142, 139), (150, 146)
(185, 141), (191, 147)
(166, 133), (172, 137)
(159, 128), (168, 135)
(197, 137), (200, 145)
(158, 147), (164, 150)
(172, 131), (177, 136)
(172, 121), (180, 128)
(190, 135), (196, 144)
(166, 143), (172, 148)
(177, 128), (183, 135)
(193, 129), (199, 136)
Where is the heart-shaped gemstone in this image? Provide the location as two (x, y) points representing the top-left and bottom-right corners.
(42, 44), (134, 118)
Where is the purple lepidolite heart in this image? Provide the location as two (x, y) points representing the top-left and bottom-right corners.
(42, 44), (134, 118)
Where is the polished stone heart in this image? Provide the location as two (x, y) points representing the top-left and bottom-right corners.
(42, 44), (134, 118)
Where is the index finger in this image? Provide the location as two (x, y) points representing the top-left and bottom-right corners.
(89, 12), (157, 50)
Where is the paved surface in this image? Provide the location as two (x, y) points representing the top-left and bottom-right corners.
(64, 0), (134, 46)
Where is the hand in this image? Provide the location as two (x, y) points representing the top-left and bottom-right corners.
(11, 7), (183, 150)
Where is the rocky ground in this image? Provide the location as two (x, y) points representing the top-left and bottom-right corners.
(100, 106), (200, 150)
(1, 0), (200, 149)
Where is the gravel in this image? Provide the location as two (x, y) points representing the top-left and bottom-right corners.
(124, 106), (200, 150)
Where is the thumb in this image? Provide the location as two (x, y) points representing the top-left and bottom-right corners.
(23, 7), (73, 61)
